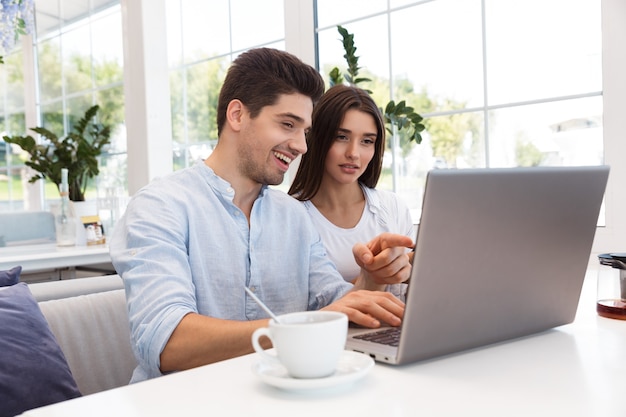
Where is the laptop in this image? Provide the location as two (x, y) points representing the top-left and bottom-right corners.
(346, 165), (610, 365)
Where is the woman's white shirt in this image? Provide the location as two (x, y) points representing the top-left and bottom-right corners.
(302, 186), (415, 291)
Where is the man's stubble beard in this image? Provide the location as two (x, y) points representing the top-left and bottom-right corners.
(237, 136), (285, 186)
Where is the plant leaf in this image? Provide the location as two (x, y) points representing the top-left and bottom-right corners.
(2, 104), (111, 201)
(331, 25), (427, 144)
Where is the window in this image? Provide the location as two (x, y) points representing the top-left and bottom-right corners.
(2, 0), (614, 242)
(166, 0), (285, 171)
(315, 0), (602, 220)
(0, 50), (27, 211)
(0, 0), (125, 227)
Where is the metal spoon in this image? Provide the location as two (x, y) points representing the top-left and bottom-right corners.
(244, 286), (282, 323)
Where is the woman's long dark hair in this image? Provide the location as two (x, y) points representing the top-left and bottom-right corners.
(288, 84), (385, 201)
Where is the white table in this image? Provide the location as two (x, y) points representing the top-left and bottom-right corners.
(0, 243), (111, 274)
(20, 269), (626, 417)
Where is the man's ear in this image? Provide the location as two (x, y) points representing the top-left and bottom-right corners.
(226, 99), (245, 132)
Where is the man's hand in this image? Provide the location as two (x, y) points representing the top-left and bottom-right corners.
(322, 290), (405, 328)
(352, 232), (414, 290)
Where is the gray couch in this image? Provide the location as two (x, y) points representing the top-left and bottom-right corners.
(28, 275), (137, 395)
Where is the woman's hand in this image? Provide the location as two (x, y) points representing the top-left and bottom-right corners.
(352, 232), (414, 290)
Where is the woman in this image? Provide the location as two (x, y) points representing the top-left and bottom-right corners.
(289, 84), (415, 297)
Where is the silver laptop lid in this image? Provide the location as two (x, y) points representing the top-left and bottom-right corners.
(395, 166), (609, 364)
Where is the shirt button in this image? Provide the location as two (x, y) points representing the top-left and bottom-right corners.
(226, 187), (234, 194)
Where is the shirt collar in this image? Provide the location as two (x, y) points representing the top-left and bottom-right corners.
(196, 159), (268, 201)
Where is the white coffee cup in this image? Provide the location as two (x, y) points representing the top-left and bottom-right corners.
(251, 311), (348, 379)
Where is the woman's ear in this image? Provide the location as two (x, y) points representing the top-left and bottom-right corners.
(226, 99), (245, 132)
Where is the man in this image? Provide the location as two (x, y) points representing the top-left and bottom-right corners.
(110, 48), (413, 383)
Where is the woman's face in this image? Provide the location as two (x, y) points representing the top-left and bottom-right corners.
(323, 109), (377, 186)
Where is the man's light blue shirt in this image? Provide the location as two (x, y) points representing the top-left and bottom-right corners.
(110, 161), (352, 382)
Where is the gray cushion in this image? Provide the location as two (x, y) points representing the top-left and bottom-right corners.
(29, 274), (124, 302)
(0, 283), (81, 417)
(38, 289), (136, 395)
(0, 265), (21, 286)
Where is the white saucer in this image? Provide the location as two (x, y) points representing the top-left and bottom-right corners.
(252, 350), (374, 392)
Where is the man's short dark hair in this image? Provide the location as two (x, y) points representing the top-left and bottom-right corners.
(217, 48), (325, 137)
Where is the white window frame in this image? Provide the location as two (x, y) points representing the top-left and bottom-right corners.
(5, 0), (624, 255)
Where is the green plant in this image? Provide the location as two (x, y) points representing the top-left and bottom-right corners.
(329, 25), (426, 144)
(3, 104), (111, 201)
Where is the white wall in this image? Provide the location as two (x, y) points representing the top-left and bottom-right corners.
(592, 0), (626, 254)
(121, 0), (173, 196)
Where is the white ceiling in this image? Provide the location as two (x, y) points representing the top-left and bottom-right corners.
(34, 0), (118, 36)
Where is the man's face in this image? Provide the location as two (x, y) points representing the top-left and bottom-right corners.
(237, 93), (313, 186)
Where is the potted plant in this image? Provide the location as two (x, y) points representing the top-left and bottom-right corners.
(329, 25), (426, 144)
(3, 104), (111, 201)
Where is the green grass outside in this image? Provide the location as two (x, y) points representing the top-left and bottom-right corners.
(0, 177), (97, 202)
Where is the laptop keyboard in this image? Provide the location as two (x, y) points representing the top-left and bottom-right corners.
(353, 327), (401, 347)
